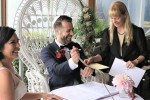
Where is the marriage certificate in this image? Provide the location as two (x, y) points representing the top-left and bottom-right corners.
(109, 58), (145, 87)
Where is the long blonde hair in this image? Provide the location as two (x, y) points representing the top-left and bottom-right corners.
(109, 1), (133, 45)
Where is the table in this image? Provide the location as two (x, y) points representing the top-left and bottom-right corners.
(51, 82), (143, 100)
(101, 94), (143, 100)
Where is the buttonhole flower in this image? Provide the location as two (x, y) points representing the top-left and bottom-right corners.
(56, 49), (65, 59)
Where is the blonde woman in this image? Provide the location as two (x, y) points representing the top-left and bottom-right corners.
(85, 1), (147, 69)
(0, 26), (62, 100)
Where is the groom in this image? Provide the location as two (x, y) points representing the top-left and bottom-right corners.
(41, 15), (93, 90)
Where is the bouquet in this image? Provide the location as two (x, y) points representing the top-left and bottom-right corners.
(112, 74), (135, 99)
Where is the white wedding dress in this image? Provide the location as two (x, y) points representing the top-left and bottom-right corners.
(0, 67), (27, 100)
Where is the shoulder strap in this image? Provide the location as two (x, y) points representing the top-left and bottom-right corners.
(0, 67), (7, 71)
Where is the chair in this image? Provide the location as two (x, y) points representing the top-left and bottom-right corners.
(13, 0), (82, 93)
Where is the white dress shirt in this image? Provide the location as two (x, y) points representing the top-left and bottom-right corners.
(55, 39), (78, 70)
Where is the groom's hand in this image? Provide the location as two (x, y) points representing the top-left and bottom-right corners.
(70, 46), (80, 64)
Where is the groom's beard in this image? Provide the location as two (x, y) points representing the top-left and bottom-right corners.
(60, 34), (72, 45)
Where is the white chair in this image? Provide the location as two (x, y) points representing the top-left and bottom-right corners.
(13, 0), (82, 93)
(13, 0), (108, 93)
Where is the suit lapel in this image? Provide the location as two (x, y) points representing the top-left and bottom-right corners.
(51, 40), (59, 52)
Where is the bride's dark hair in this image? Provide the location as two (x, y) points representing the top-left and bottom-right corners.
(0, 26), (16, 60)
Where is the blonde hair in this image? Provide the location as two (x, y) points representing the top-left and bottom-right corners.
(109, 1), (133, 45)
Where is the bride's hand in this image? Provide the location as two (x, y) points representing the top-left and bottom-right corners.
(42, 93), (63, 100)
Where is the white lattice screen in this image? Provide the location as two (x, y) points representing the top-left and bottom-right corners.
(13, 0), (109, 93)
(13, 0), (82, 93)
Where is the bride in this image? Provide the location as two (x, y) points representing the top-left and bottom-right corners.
(0, 26), (62, 100)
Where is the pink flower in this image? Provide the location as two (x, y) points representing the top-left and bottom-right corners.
(112, 74), (135, 98)
(128, 90), (135, 100)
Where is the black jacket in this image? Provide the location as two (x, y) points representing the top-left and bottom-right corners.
(100, 24), (147, 68)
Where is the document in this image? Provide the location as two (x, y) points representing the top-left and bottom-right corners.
(51, 82), (118, 100)
(89, 63), (109, 70)
(109, 58), (146, 87)
(79, 58), (109, 70)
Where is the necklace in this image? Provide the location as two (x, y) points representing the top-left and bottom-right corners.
(118, 32), (125, 35)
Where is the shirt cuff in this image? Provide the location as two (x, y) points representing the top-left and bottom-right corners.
(68, 58), (78, 70)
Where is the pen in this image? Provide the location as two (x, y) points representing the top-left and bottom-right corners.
(79, 58), (88, 66)
(67, 49), (81, 52)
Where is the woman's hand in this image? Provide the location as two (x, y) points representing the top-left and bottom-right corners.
(84, 55), (102, 65)
(42, 93), (63, 100)
(80, 67), (94, 77)
(126, 61), (135, 69)
(84, 57), (94, 65)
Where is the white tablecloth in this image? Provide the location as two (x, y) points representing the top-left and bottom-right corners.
(51, 82), (143, 100)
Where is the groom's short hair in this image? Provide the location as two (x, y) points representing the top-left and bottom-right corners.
(54, 15), (72, 29)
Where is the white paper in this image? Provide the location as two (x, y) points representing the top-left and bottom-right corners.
(109, 58), (146, 87)
(51, 82), (118, 100)
(89, 63), (109, 70)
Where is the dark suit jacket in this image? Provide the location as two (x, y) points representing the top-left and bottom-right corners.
(100, 24), (147, 68)
(41, 40), (87, 90)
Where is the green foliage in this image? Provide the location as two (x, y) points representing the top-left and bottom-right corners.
(74, 3), (107, 57)
(23, 29), (56, 39)
(12, 59), (28, 88)
(94, 18), (107, 37)
(24, 32), (48, 38)
(12, 59), (19, 72)
(52, 34), (56, 38)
